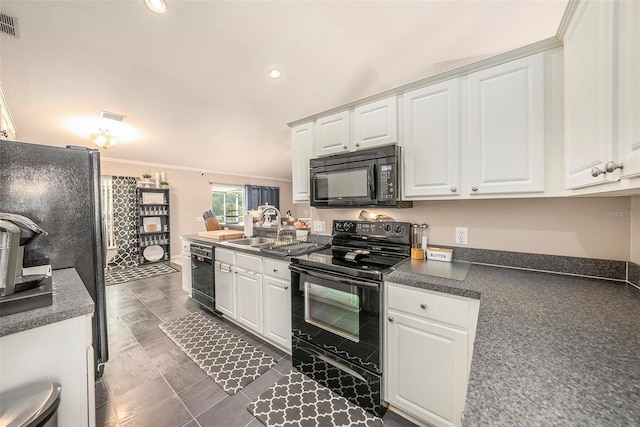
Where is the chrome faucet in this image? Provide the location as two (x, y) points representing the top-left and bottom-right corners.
(258, 206), (281, 241)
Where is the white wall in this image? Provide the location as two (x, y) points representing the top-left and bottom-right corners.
(101, 159), (293, 260)
(297, 196), (633, 261)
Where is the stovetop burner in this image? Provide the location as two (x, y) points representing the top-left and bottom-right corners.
(291, 220), (412, 281)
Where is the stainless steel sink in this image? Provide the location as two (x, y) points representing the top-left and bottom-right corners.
(226, 237), (274, 246)
(222, 237), (275, 251)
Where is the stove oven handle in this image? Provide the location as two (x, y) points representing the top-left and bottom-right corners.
(289, 265), (379, 290)
(304, 346), (367, 383)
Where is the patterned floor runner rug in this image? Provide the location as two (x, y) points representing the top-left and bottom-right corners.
(247, 371), (383, 427)
(159, 312), (276, 394)
(105, 262), (179, 286)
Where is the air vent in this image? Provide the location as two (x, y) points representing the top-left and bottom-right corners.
(99, 110), (126, 122)
(0, 13), (18, 38)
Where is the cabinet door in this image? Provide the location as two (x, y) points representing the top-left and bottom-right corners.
(315, 111), (350, 157)
(403, 80), (461, 198)
(181, 253), (192, 293)
(468, 53), (545, 195)
(214, 262), (235, 319)
(263, 275), (291, 351)
(353, 97), (398, 150)
(564, 0), (615, 188)
(386, 310), (468, 427)
(236, 270), (263, 334)
(292, 123), (313, 202)
(617, 0), (640, 179)
(0, 84), (17, 141)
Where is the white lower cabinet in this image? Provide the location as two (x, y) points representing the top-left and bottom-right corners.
(263, 259), (292, 351)
(214, 261), (235, 318)
(215, 248), (237, 318)
(385, 282), (479, 427)
(181, 238), (192, 293)
(214, 248), (292, 352)
(236, 268), (263, 334)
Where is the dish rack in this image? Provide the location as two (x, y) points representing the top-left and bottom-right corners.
(261, 231), (329, 257)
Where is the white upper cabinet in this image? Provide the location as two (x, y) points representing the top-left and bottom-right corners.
(314, 111), (351, 157)
(314, 97), (398, 158)
(291, 123), (313, 202)
(617, 0), (640, 179)
(353, 96), (398, 151)
(467, 53), (545, 195)
(564, 0), (615, 189)
(0, 82), (17, 141)
(402, 80), (461, 198)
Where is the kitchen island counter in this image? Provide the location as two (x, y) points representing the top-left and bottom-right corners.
(0, 268), (94, 337)
(385, 261), (640, 425)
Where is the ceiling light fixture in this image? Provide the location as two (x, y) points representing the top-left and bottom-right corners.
(90, 129), (118, 149)
(268, 69), (282, 79)
(144, 0), (166, 14)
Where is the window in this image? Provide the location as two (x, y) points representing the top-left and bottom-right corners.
(101, 176), (116, 249)
(212, 185), (244, 224)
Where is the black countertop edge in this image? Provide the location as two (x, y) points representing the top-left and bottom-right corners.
(0, 268), (95, 337)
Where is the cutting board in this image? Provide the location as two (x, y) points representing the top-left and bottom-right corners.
(197, 230), (244, 240)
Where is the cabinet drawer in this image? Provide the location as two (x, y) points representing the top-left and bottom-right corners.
(215, 248), (236, 264)
(386, 282), (469, 328)
(237, 252), (262, 273)
(263, 259), (290, 281)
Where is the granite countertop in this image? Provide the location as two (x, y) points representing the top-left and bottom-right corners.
(0, 268), (94, 337)
(385, 262), (640, 425)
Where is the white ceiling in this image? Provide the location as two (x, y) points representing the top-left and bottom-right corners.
(0, 0), (568, 181)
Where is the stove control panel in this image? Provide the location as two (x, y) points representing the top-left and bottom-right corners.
(333, 220), (410, 238)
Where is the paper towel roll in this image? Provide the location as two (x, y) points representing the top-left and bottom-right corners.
(243, 213), (253, 237)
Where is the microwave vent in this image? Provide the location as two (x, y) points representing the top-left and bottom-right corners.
(0, 12), (18, 38)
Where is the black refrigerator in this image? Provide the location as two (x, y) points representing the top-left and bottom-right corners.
(0, 139), (109, 378)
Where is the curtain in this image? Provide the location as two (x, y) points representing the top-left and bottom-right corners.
(245, 185), (280, 211)
(108, 176), (139, 268)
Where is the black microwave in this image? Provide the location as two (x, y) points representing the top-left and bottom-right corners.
(309, 145), (412, 209)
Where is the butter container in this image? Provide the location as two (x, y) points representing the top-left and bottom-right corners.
(426, 247), (453, 262)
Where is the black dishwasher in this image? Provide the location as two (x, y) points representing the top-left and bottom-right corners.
(190, 242), (215, 312)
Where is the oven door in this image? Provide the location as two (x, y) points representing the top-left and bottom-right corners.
(310, 160), (376, 208)
(290, 265), (381, 373)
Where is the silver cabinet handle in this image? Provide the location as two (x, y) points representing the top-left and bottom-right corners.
(284, 286), (289, 290)
(343, 145), (348, 149)
(273, 269), (278, 273)
(450, 186), (457, 192)
(420, 303), (427, 309)
(355, 143), (360, 147)
(472, 186), (478, 192)
(388, 316), (394, 322)
(591, 161), (624, 177)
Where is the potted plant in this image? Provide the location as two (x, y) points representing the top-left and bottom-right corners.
(160, 181), (169, 188)
(140, 173), (153, 188)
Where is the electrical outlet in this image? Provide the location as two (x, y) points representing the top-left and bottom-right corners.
(196, 216), (204, 222)
(455, 227), (468, 245)
(313, 220), (326, 233)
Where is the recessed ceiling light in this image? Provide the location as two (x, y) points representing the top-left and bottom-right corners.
(268, 69), (282, 79)
(144, 0), (166, 14)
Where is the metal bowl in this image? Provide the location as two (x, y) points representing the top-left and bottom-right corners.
(282, 217), (297, 226)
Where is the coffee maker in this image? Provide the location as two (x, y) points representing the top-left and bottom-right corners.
(0, 213), (53, 316)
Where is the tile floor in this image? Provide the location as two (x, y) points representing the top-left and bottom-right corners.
(96, 264), (417, 427)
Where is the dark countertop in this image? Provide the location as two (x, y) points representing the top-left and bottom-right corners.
(0, 268), (95, 337)
(182, 234), (330, 261)
(385, 261), (640, 426)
